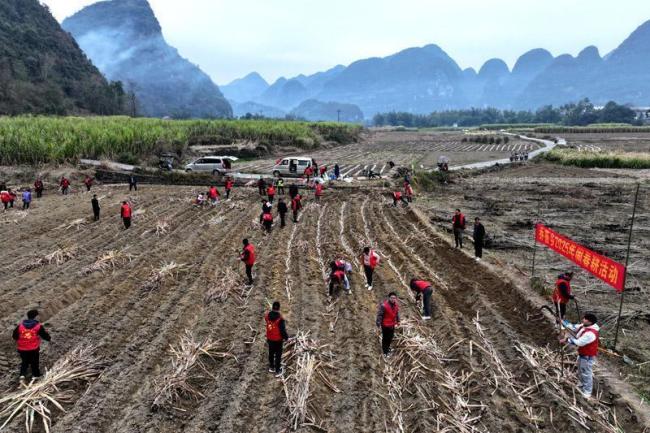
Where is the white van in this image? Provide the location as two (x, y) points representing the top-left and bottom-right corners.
(185, 156), (238, 175)
(272, 157), (314, 177)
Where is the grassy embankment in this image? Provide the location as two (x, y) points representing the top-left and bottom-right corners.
(0, 116), (362, 165)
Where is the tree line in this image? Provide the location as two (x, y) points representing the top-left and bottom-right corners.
(372, 99), (641, 128)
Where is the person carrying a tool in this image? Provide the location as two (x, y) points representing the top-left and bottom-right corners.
(376, 292), (400, 358)
(560, 313), (600, 399)
(409, 278), (433, 320)
(13, 309), (51, 382)
(553, 272), (574, 320)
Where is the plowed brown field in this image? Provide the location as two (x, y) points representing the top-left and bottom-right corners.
(0, 183), (645, 433)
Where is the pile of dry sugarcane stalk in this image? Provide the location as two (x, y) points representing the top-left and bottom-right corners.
(282, 331), (338, 431)
(140, 220), (170, 237)
(141, 261), (186, 291)
(0, 345), (103, 433)
(21, 245), (78, 271)
(515, 343), (622, 432)
(152, 331), (236, 411)
(284, 224), (299, 301)
(80, 249), (133, 275)
(388, 320), (483, 433)
(315, 204), (328, 281)
(204, 268), (243, 304)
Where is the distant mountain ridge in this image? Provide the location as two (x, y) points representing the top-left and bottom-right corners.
(225, 20), (650, 119)
(0, 0), (125, 115)
(62, 0), (231, 118)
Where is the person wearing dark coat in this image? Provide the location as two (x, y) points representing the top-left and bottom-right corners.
(334, 164), (341, 179)
(91, 194), (100, 221)
(289, 183), (299, 199)
(278, 199), (288, 228)
(128, 175), (138, 191)
(473, 217), (486, 260)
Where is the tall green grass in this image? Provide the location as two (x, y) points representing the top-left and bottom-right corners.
(539, 148), (650, 169)
(0, 116), (362, 165)
(535, 125), (650, 134)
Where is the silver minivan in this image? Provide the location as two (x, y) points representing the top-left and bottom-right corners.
(272, 157), (314, 177)
(185, 156), (237, 175)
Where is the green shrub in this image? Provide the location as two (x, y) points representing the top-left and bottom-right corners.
(538, 149), (650, 169)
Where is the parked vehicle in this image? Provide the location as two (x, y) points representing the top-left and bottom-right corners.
(272, 157), (314, 177)
(185, 156), (238, 175)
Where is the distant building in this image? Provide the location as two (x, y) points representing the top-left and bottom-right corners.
(631, 107), (650, 124)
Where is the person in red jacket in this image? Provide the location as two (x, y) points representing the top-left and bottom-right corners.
(362, 247), (380, 290)
(560, 313), (600, 399)
(267, 184), (276, 204)
(404, 183), (414, 203)
(303, 166), (314, 182)
(376, 292), (400, 357)
(60, 176), (70, 195)
(314, 182), (323, 202)
(291, 194), (302, 223)
(208, 185), (220, 206)
(410, 278), (433, 320)
(240, 238), (255, 285)
(392, 191), (408, 207)
(34, 178), (44, 198)
(452, 209), (466, 249)
(261, 211), (273, 234)
(225, 177), (234, 199)
(1, 189), (10, 211)
(265, 301), (290, 377)
(319, 165), (327, 177)
(83, 175), (94, 192)
(12, 309), (51, 382)
(120, 201), (132, 229)
(552, 272), (574, 320)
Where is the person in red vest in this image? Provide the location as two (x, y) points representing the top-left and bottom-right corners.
(314, 182), (323, 202)
(60, 176), (70, 195)
(328, 260), (351, 296)
(225, 177), (234, 199)
(291, 194), (302, 223)
(392, 191), (408, 207)
(267, 184), (276, 204)
(452, 209), (466, 249)
(240, 238), (255, 285)
(552, 272), (574, 320)
(376, 292), (400, 357)
(362, 247), (380, 290)
(303, 166), (314, 182)
(208, 185), (220, 206)
(265, 301), (290, 377)
(120, 201), (132, 229)
(261, 212), (273, 234)
(83, 175), (94, 192)
(1, 189), (10, 212)
(560, 313), (600, 399)
(404, 183), (414, 203)
(12, 309), (51, 382)
(410, 278), (433, 320)
(34, 178), (44, 198)
(319, 165), (327, 177)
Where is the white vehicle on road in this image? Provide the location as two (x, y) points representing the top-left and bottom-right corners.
(185, 156), (238, 175)
(272, 157), (315, 177)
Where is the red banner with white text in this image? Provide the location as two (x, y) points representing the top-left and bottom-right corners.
(535, 223), (626, 292)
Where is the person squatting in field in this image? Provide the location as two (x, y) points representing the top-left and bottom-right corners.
(265, 301), (291, 377)
(328, 259), (352, 296)
(392, 191), (408, 207)
(376, 292), (400, 357)
(410, 278), (433, 320)
(209, 185), (220, 206)
(120, 201), (132, 229)
(240, 238), (255, 285)
(13, 309), (51, 382)
(560, 313), (600, 399)
(362, 247), (380, 290)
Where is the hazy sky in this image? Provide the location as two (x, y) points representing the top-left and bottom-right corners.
(43, 0), (650, 85)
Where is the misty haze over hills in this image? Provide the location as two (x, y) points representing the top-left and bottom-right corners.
(222, 20), (650, 120)
(62, 0), (231, 118)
